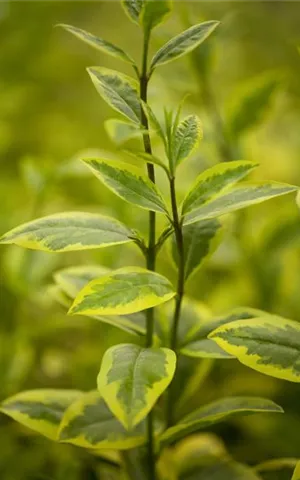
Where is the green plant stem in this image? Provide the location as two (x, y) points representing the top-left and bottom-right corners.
(167, 176), (185, 426)
(140, 27), (156, 480)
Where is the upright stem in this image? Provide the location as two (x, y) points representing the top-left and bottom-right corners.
(167, 176), (185, 426)
(140, 28), (156, 480)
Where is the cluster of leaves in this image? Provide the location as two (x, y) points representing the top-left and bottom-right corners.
(1, 1), (300, 479)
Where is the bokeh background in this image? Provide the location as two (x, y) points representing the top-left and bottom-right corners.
(1, 1), (300, 478)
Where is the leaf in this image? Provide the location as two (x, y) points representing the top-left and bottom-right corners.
(227, 73), (280, 138)
(292, 462), (300, 480)
(58, 391), (162, 450)
(181, 307), (265, 360)
(87, 67), (141, 124)
(69, 267), (175, 317)
(105, 119), (145, 145)
(97, 343), (176, 429)
(171, 219), (221, 281)
(151, 21), (219, 69)
(184, 182), (298, 226)
(171, 115), (202, 169)
(122, 0), (144, 24)
(0, 212), (134, 252)
(255, 458), (298, 476)
(0, 389), (82, 440)
(82, 157), (168, 213)
(182, 160), (258, 216)
(209, 316), (300, 382)
(159, 396), (282, 446)
(141, 0), (172, 32)
(53, 265), (146, 335)
(58, 24), (136, 66)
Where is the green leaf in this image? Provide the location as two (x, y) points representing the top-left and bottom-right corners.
(171, 219), (221, 281)
(227, 73), (280, 138)
(0, 212), (134, 252)
(105, 119), (145, 145)
(69, 267), (175, 317)
(53, 265), (146, 335)
(181, 307), (265, 360)
(58, 391), (162, 450)
(0, 389), (82, 440)
(160, 396), (282, 446)
(141, 0), (172, 32)
(58, 24), (136, 66)
(87, 67), (141, 124)
(97, 343), (176, 429)
(292, 462), (300, 480)
(184, 182), (298, 226)
(255, 458), (298, 477)
(151, 21), (219, 70)
(122, 0), (144, 24)
(82, 157), (168, 213)
(209, 316), (300, 382)
(182, 160), (258, 216)
(171, 115), (202, 169)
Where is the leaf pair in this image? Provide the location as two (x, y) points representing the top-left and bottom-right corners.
(182, 160), (297, 225)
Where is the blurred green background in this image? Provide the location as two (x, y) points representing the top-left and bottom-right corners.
(1, 1), (300, 479)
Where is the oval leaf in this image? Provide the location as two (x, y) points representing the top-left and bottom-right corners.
(58, 24), (136, 65)
(0, 389), (82, 440)
(151, 21), (219, 69)
(69, 267), (175, 316)
(59, 391), (162, 450)
(209, 316), (300, 382)
(97, 343), (176, 429)
(184, 182), (298, 226)
(87, 67), (141, 124)
(182, 160), (258, 216)
(171, 114), (202, 169)
(160, 396), (282, 446)
(171, 219), (221, 281)
(82, 157), (168, 213)
(0, 212), (134, 252)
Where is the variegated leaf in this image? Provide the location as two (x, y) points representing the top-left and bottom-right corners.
(0, 212), (134, 252)
(181, 307), (265, 360)
(209, 316), (300, 382)
(160, 396), (282, 446)
(171, 219), (221, 281)
(87, 67), (141, 124)
(122, 0), (144, 24)
(0, 389), (82, 440)
(151, 21), (219, 69)
(184, 183), (298, 226)
(58, 24), (136, 65)
(182, 160), (258, 216)
(82, 158), (168, 213)
(171, 114), (202, 169)
(58, 391), (162, 450)
(53, 265), (146, 335)
(69, 267), (175, 317)
(97, 343), (176, 429)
